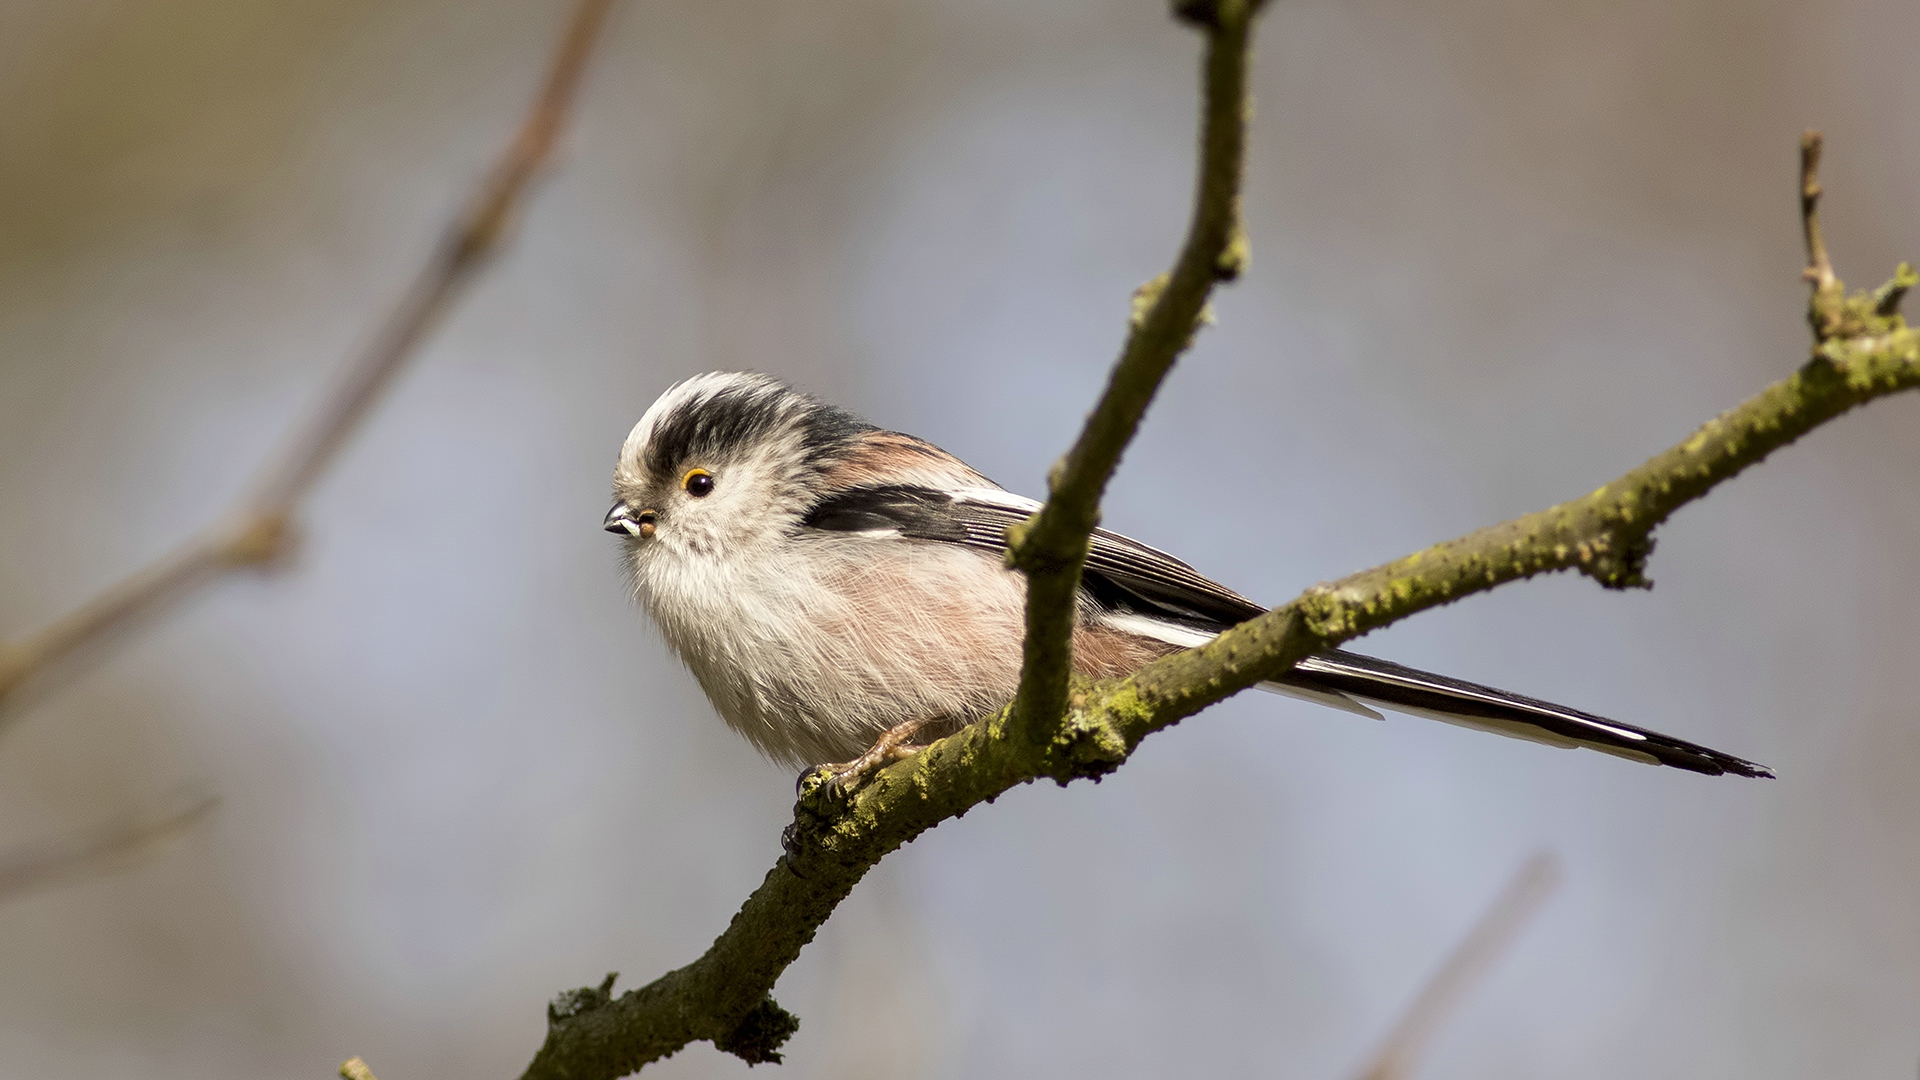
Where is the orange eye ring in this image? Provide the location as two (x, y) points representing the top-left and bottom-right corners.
(682, 468), (715, 497)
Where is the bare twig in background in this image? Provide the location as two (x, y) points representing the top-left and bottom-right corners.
(1351, 853), (1562, 1080)
(0, 791), (216, 904)
(522, 125), (1920, 1076)
(0, 0), (618, 714)
(338, 1057), (381, 1080)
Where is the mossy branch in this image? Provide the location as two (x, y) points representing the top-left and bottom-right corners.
(520, 122), (1920, 1077)
(1135, 300), (1920, 724)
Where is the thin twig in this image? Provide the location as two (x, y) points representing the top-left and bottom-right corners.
(247, 0), (615, 512)
(0, 0), (618, 713)
(0, 791), (217, 904)
(1801, 130), (1845, 344)
(1801, 131), (1834, 291)
(1004, 0), (1263, 748)
(518, 135), (1920, 1078)
(1351, 853), (1562, 1080)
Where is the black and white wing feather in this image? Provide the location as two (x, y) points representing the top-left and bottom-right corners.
(801, 482), (1772, 778)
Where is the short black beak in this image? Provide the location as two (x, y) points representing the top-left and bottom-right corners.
(604, 503), (654, 538)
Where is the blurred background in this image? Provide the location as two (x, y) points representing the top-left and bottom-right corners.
(2, 0), (1918, 1077)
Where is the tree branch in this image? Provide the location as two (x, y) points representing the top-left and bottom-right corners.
(1004, 0), (1263, 747)
(523, 127), (1920, 1076)
(0, 0), (618, 715)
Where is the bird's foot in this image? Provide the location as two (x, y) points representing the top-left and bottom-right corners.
(798, 717), (938, 797)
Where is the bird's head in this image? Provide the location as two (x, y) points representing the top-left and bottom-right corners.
(606, 372), (873, 571)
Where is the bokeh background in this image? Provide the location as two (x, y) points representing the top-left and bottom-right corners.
(2, 1), (1919, 1077)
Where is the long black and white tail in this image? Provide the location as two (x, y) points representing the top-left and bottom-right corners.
(1272, 650), (1773, 778)
(1104, 613), (1771, 778)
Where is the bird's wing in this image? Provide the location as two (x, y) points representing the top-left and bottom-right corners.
(804, 483), (1265, 621)
(800, 482), (1773, 778)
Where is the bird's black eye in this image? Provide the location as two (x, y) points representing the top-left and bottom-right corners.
(682, 468), (715, 498)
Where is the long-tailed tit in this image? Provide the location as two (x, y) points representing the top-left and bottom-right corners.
(606, 372), (1771, 786)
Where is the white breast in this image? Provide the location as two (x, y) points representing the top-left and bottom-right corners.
(631, 532), (1027, 766)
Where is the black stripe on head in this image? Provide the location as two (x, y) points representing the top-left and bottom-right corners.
(642, 375), (874, 476)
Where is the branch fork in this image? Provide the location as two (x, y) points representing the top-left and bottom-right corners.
(1800, 129), (1918, 359)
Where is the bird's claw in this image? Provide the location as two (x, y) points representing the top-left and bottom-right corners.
(796, 718), (938, 798)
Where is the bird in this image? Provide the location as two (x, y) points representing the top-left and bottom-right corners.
(604, 371), (1772, 788)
